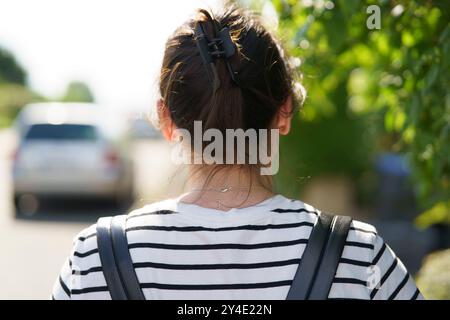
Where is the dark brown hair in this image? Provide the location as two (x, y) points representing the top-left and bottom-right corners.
(158, 6), (304, 191)
(160, 6), (303, 132)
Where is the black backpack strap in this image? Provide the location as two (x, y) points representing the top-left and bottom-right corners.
(308, 215), (352, 299)
(96, 215), (145, 300)
(110, 215), (145, 300)
(286, 212), (333, 300)
(286, 213), (352, 300)
(96, 216), (128, 300)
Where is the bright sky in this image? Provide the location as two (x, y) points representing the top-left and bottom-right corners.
(0, 0), (222, 113)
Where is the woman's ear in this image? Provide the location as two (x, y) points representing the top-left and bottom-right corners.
(157, 99), (176, 142)
(276, 95), (293, 136)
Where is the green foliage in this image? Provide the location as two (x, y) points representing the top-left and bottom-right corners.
(0, 45), (95, 127)
(416, 200), (450, 228)
(0, 46), (43, 127)
(0, 47), (27, 85)
(0, 83), (43, 127)
(245, 0), (449, 219)
(61, 81), (95, 103)
(416, 249), (450, 300)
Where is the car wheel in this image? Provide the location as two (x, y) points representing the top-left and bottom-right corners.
(14, 193), (40, 218)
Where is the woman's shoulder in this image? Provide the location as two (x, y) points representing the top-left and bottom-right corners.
(126, 198), (179, 219)
(275, 196), (387, 267)
(71, 198), (179, 246)
(277, 196), (379, 235)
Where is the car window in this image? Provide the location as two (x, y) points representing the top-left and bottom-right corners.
(24, 124), (98, 141)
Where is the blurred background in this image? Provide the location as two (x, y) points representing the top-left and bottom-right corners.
(0, 0), (448, 299)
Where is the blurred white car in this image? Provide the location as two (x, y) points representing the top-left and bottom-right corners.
(12, 103), (134, 212)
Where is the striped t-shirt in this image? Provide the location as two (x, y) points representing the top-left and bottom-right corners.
(52, 195), (423, 300)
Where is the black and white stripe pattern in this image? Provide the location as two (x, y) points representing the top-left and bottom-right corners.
(52, 195), (423, 300)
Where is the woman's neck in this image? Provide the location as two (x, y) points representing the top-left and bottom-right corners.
(179, 165), (275, 211)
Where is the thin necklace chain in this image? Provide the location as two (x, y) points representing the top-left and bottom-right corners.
(184, 186), (274, 210)
(189, 185), (268, 193)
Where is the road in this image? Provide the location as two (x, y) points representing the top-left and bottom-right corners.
(0, 129), (185, 299)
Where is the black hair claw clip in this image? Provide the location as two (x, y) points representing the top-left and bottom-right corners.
(194, 22), (239, 92)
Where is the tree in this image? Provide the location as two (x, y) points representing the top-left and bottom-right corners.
(0, 47), (27, 85)
(61, 81), (95, 103)
(241, 0), (449, 223)
(0, 46), (41, 127)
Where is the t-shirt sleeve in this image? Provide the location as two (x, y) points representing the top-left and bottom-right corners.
(51, 226), (95, 300)
(51, 257), (73, 300)
(369, 232), (424, 300)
